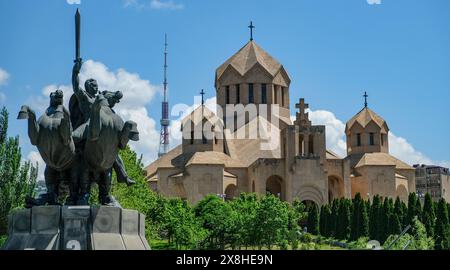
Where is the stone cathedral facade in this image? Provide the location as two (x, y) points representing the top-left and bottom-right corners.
(144, 40), (416, 205)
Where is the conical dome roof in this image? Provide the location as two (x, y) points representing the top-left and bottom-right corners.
(345, 107), (389, 133)
(215, 41), (286, 80)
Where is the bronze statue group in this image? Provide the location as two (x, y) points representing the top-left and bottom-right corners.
(18, 59), (139, 206)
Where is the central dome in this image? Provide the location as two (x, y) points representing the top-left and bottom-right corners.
(215, 40), (286, 81)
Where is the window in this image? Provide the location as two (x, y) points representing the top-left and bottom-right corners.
(261, 84), (267, 104)
(369, 133), (375, 146)
(190, 131), (194, 144)
(281, 87), (285, 107)
(357, 133), (361, 146)
(299, 134), (304, 155)
(236, 84), (240, 104)
(202, 134), (207, 144)
(225, 86), (230, 104)
(309, 134), (314, 155)
(248, 83), (254, 103)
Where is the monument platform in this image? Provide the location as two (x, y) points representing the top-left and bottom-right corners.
(2, 205), (151, 250)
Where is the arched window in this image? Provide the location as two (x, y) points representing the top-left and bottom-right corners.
(369, 133), (375, 146)
(261, 84), (267, 104)
(309, 134), (314, 155)
(248, 83), (254, 103)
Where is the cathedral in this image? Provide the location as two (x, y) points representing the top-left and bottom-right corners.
(144, 38), (416, 205)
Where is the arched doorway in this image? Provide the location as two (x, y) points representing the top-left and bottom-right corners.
(224, 184), (238, 201)
(328, 175), (344, 203)
(266, 175), (283, 199)
(301, 200), (317, 209)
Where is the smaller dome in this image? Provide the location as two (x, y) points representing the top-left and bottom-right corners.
(345, 107), (388, 133)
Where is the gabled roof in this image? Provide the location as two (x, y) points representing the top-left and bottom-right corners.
(185, 151), (243, 167)
(326, 150), (343, 160)
(346, 107), (388, 132)
(216, 41), (286, 81)
(355, 152), (413, 170)
(181, 105), (223, 127)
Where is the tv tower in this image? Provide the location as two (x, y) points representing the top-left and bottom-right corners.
(158, 34), (170, 158)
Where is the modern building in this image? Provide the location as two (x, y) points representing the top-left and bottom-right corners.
(414, 164), (450, 202)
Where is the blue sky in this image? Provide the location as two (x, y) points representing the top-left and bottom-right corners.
(0, 0), (449, 176)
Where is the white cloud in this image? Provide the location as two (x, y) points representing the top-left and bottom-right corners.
(307, 109), (347, 157)
(389, 133), (450, 168)
(150, 0), (184, 10)
(27, 151), (45, 181)
(67, 0), (81, 5)
(0, 67), (10, 86)
(367, 0), (382, 5)
(125, 0), (184, 10)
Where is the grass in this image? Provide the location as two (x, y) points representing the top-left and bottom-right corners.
(149, 237), (348, 250)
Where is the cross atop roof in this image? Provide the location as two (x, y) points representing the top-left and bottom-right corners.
(248, 21), (255, 41)
(200, 89), (205, 105)
(295, 98), (311, 127)
(363, 91), (368, 108)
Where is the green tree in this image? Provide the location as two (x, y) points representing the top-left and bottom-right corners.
(307, 203), (319, 235)
(330, 199), (340, 238)
(369, 195), (382, 240)
(195, 195), (235, 250)
(320, 205), (331, 237)
(351, 193), (369, 240)
(0, 107), (37, 236)
(411, 216), (434, 250)
(406, 193), (421, 226)
(253, 195), (289, 249)
(170, 198), (206, 250)
(380, 197), (395, 243)
(434, 198), (450, 250)
(111, 146), (158, 240)
(229, 193), (259, 249)
(336, 199), (351, 240)
(421, 193), (435, 238)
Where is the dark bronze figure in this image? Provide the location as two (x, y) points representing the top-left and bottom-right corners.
(18, 90), (76, 206)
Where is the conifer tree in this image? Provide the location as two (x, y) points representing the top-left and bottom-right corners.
(351, 193), (369, 240)
(319, 205), (328, 236)
(421, 193), (435, 238)
(406, 193), (418, 226)
(400, 200), (408, 228)
(380, 197), (392, 243)
(0, 107), (37, 236)
(435, 198), (450, 250)
(307, 203), (319, 235)
(369, 195), (381, 240)
(337, 199), (351, 240)
(330, 199), (340, 238)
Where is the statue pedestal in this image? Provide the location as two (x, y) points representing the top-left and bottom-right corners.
(2, 205), (150, 250)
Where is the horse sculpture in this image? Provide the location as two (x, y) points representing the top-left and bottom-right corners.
(73, 91), (139, 205)
(18, 90), (76, 205)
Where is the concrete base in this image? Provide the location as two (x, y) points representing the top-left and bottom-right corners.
(2, 206), (150, 250)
